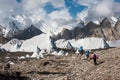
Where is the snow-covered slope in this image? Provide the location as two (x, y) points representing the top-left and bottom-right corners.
(55, 39), (74, 49)
(2, 36), (109, 52)
(92, 20), (100, 25)
(55, 37), (109, 50)
(109, 16), (118, 27)
(1, 33), (53, 52)
(1, 39), (23, 52)
(19, 33), (53, 52)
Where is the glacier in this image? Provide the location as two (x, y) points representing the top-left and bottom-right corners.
(1, 35), (109, 53)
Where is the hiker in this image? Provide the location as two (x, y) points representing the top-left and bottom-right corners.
(3, 62), (11, 72)
(79, 46), (84, 55)
(91, 53), (98, 65)
(85, 50), (90, 60)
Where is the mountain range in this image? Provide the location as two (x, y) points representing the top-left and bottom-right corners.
(0, 16), (120, 53)
(0, 16), (119, 41)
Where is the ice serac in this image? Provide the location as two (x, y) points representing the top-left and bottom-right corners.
(55, 39), (74, 49)
(75, 37), (109, 49)
(55, 37), (109, 50)
(107, 40), (120, 47)
(1, 33), (54, 52)
(31, 47), (44, 58)
(19, 33), (53, 52)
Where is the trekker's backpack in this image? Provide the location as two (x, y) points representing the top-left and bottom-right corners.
(85, 51), (89, 56)
(79, 46), (83, 52)
(91, 54), (98, 59)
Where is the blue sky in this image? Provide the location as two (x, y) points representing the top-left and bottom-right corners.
(16, 0), (120, 19)
(16, 0), (87, 18)
(115, 0), (120, 2)
(44, 0), (87, 18)
(0, 0), (120, 27)
(64, 0), (87, 18)
(44, 3), (61, 14)
(0, 0), (120, 29)
(17, 0), (22, 3)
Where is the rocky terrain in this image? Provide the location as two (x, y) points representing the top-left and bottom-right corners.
(0, 35), (8, 44)
(0, 47), (119, 80)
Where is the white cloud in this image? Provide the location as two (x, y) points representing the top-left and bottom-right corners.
(0, 0), (71, 29)
(77, 9), (88, 21)
(48, 8), (75, 29)
(89, 0), (113, 18)
(0, 0), (120, 32)
(50, 0), (65, 8)
(49, 8), (72, 20)
(21, 0), (65, 11)
(77, 0), (120, 21)
(27, 8), (48, 23)
(0, 0), (19, 26)
(77, 0), (98, 6)
(0, 0), (18, 11)
(21, 0), (43, 10)
(113, 2), (120, 16)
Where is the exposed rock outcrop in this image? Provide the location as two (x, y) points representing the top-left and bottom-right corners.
(13, 25), (43, 40)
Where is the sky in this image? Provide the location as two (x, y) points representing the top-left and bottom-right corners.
(0, 0), (120, 29)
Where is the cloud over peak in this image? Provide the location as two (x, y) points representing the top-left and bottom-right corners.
(77, 0), (120, 21)
(0, 0), (120, 30)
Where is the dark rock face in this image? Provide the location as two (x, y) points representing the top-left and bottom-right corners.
(0, 35), (8, 44)
(60, 28), (72, 39)
(100, 18), (115, 40)
(83, 22), (102, 38)
(114, 20), (120, 32)
(0, 25), (5, 35)
(13, 25), (43, 40)
(71, 27), (85, 39)
(0, 26), (8, 44)
(52, 21), (103, 40)
(114, 20), (120, 39)
(52, 28), (72, 40)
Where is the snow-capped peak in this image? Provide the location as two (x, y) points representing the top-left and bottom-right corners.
(109, 16), (118, 27)
(92, 20), (100, 25)
(10, 14), (32, 30)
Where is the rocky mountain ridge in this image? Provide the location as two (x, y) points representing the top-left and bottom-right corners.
(53, 17), (120, 41)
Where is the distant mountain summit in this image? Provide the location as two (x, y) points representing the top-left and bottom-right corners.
(13, 25), (43, 40)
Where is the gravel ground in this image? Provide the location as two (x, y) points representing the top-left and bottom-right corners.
(0, 48), (120, 80)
